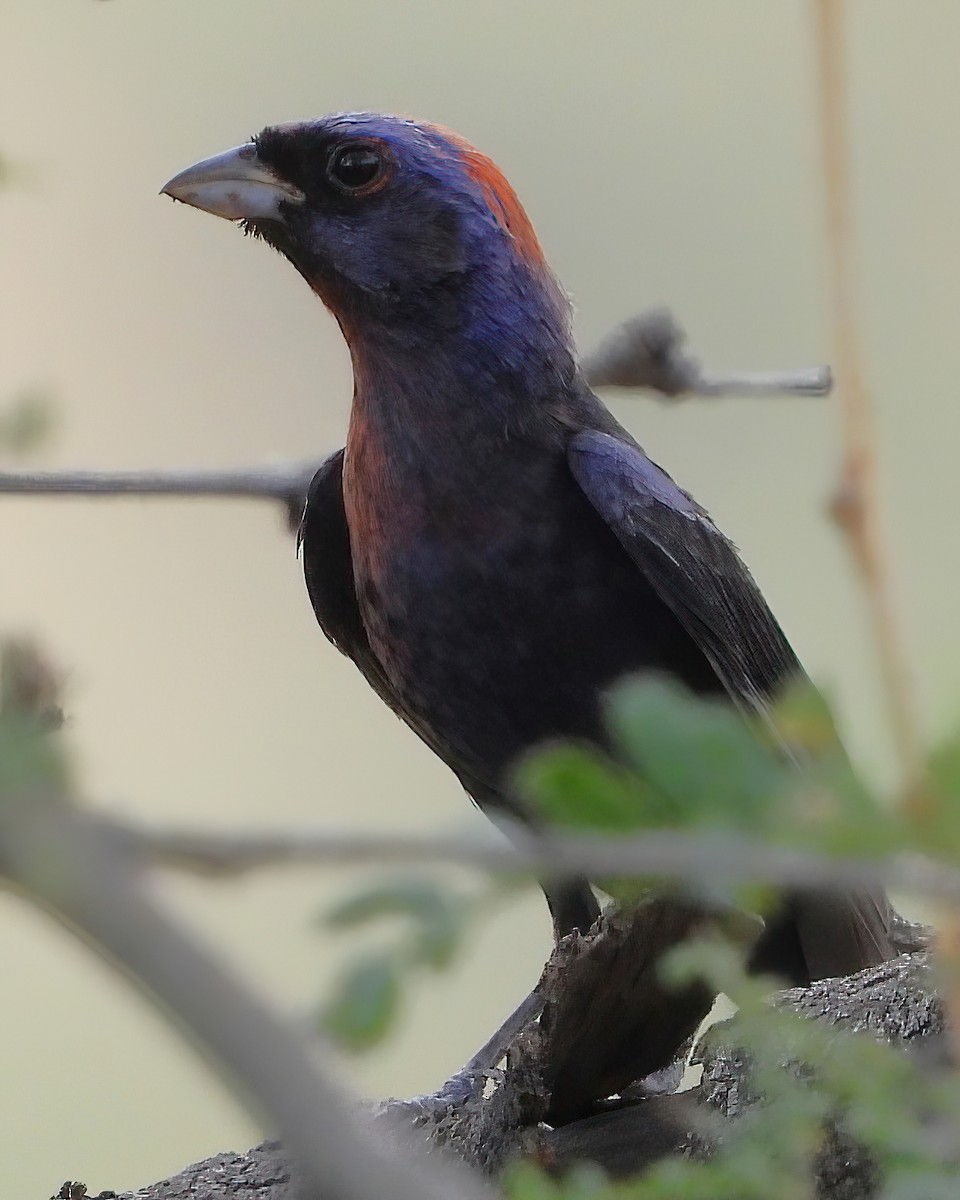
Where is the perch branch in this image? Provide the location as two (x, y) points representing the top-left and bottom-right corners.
(73, 946), (942, 1199)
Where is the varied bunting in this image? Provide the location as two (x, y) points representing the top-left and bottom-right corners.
(162, 113), (892, 986)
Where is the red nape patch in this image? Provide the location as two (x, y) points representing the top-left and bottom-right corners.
(428, 125), (546, 266)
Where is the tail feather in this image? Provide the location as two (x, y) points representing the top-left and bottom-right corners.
(749, 887), (894, 985)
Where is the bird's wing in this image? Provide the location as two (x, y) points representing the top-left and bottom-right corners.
(569, 431), (893, 981)
(298, 451), (509, 797)
(298, 450), (405, 709)
(567, 429), (801, 712)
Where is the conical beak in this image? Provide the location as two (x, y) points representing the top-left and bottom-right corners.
(161, 143), (305, 221)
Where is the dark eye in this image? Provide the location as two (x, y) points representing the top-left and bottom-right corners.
(327, 143), (385, 193)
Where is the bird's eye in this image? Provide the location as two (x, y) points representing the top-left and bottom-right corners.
(327, 143), (386, 194)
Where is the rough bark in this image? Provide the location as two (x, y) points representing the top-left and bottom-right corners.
(56, 918), (941, 1200)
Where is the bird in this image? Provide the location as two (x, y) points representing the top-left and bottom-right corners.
(162, 113), (893, 990)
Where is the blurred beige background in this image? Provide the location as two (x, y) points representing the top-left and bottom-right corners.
(2, 0), (958, 1193)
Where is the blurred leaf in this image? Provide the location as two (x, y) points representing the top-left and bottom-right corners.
(318, 953), (401, 1052)
(928, 730), (960, 796)
(326, 877), (469, 968)
(0, 716), (68, 797)
(0, 637), (64, 722)
(327, 877), (449, 926)
(771, 681), (845, 757)
(502, 1162), (563, 1200)
(320, 877), (477, 1051)
(0, 639), (69, 796)
(921, 729), (960, 858)
(606, 676), (786, 832)
(319, 671), (960, 1187)
(886, 1175), (960, 1200)
(0, 389), (55, 455)
(770, 684), (900, 858)
(781, 764), (899, 858)
(516, 744), (649, 831)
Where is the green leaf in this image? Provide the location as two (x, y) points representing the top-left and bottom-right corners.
(770, 681), (844, 757)
(318, 953), (401, 1052)
(0, 641), (70, 796)
(515, 744), (649, 831)
(769, 684), (899, 857)
(325, 877), (468, 969)
(0, 389), (55, 455)
(606, 676), (786, 832)
(502, 1162), (563, 1200)
(921, 729), (960, 858)
(0, 716), (68, 797)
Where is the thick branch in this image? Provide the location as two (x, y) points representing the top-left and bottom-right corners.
(79, 944), (940, 1200)
(1, 803), (493, 1200)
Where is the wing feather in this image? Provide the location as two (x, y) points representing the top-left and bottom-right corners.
(567, 430), (801, 712)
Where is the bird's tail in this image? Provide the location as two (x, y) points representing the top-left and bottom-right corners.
(748, 886), (894, 985)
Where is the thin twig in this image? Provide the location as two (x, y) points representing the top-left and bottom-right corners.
(0, 463), (318, 531)
(0, 463), (318, 498)
(0, 312), (830, 515)
(124, 819), (960, 906)
(813, 0), (923, 792)
(813, 0), (960, 1069)
(582, 308), (832, 397)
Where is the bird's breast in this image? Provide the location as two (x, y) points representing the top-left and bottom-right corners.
(340, 399), (718, 784)
(344, 412), (568, 670)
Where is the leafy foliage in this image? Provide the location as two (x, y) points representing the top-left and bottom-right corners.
(319, 953), (403, 1052)
(519, 674), (953, 871)
(502, 676), (960, 1197)
(6, 605), (960, 1192)
(320, 674), (960, 1191)
(0, 639), (69, 795)
(502, 939), (960, 1198)
(318, 876), (479, 1050)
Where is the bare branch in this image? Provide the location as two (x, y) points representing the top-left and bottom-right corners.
(0, 463), (317, 499)
(79, 948), (942, 1199)
(127, 819), (960, 906)
(0, 462), (318, 530)
(581, 308), (832, 397)
(0, 311), (830, 518)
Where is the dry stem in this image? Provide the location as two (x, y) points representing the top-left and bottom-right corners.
(813, 0), (922, 794)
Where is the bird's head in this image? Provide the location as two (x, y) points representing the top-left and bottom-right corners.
(162, 113), (571, 356)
